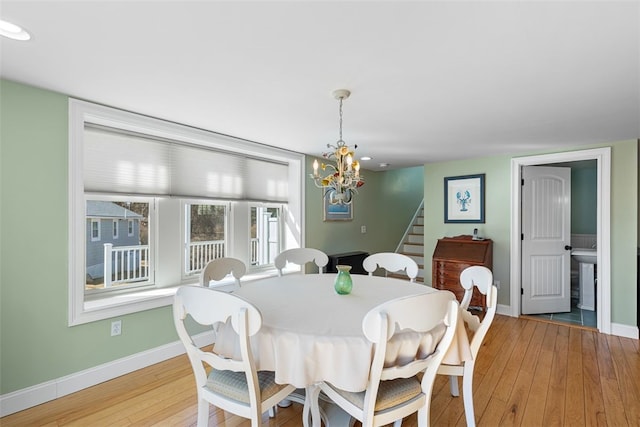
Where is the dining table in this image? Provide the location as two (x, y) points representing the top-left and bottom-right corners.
(213, 273), (472, 425)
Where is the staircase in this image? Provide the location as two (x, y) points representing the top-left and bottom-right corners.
(391, 202), (425, 283)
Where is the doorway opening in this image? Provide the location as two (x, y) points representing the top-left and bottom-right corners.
(510, 147), (611, 334)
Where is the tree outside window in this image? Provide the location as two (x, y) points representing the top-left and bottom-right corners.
(186, 203), (227, 274)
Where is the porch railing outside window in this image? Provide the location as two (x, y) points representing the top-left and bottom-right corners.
(187, 240), (225, 274)
(103, 243), (149, 287)
(250, 238), (259, 265)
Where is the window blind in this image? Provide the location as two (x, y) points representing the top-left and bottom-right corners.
(83, 125), (289, 202)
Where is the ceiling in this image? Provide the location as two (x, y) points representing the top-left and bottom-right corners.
(1, 1), (638, 171)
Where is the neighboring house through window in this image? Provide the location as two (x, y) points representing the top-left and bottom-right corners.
(85, 200), (148, 289)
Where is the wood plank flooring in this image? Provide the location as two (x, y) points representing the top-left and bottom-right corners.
(2, 315), (639, 426)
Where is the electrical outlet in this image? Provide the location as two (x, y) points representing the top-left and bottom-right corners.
(494, 280), (500, 289)
(361, 225), (367, 233)
(111, 320), (122, 336)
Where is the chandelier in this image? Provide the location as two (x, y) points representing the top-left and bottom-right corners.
(310, 89), (364, 205)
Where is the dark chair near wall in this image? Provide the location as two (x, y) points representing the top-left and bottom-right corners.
(326, 251), (369, 274)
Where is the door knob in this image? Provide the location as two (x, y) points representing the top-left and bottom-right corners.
(564, 245), (572, 250)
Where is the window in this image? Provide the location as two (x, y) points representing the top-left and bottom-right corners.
(250, 205), (282, 267)
(90, 219), (100, 241)
(86, 198), (152, 291)
(184, 202), (227, 276)
(69, 99), (304, 325)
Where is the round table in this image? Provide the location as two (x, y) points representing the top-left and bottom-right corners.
(213, 273), (470, 392)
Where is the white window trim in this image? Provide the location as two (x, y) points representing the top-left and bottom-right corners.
(128, 219), (134, 237)
(68, 99), (305, 326)
(112, 219), (119, 239)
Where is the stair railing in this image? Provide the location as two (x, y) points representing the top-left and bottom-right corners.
(395, 199), (424, 253)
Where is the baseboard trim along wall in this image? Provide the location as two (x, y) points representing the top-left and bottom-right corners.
(611, 323), (639, 340)
(0, 331), (215, 417)
(496, 304), (512, 317)
(2, 311), (638, 417)
(497, 304), (639, 339)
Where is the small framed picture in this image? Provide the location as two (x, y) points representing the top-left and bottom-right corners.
(444, 174), (485, 223)
(323, 191), (353, 221)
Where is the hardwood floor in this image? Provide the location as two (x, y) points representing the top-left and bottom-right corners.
(2, 315), (639, 426)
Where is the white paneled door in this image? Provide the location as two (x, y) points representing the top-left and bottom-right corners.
(521, 166), (572, 314)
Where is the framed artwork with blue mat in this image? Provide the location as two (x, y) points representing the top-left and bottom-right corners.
(444, 174), (485, 223)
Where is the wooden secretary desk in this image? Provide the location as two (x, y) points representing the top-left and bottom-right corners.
(432, 235), (493, 309)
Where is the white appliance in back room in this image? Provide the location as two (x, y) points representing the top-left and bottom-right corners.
(571, 247), (597, 310)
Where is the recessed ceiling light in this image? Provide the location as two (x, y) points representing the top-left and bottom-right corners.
(379, 163), (389, 168)
(0, 19), (31, 41)
(360, 156), (372, 161)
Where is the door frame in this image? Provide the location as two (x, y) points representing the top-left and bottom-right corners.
(510, 147), (611, 333)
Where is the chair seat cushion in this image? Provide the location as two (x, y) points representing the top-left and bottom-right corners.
(206, 369), (287, 403)
(329, 377), (422, 412)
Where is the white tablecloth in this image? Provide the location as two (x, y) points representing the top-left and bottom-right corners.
(213, 274), (471, 392)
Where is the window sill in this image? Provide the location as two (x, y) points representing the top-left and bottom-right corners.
(73, 287), (179, 326)
(71, 268), (288, 326)
(84, 287), (178, 312)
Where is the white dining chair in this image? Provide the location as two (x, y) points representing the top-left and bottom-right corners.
(437, 265), (497, 427)
(309, 291), (459, 427)
(362, 252), (419, 282)
(200, 257), (247, 292)
(173, 286), (296, 427)
(274, 248), (329, 276)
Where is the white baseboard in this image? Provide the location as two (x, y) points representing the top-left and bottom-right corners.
(0, 331), (215, 417)
(611, 322), (639, 340)
(497, 304), (639, 339)
(497, 303), (511, 316)
(2, 315), (637, 418)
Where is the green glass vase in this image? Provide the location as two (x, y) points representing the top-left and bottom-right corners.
(334, 265), (353, 295)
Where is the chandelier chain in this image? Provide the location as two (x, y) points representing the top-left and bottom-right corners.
(339, 97), (343, 142)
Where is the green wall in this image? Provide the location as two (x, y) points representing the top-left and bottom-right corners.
(424, 156), (512, 303)
(304, 158), (424, 256)
(571, 163), (597, 234)
(609, 141), (639, 326)
(0, 80), (178, 394)
(0, 80), (424, 395)
(423, 141), (638, 326)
